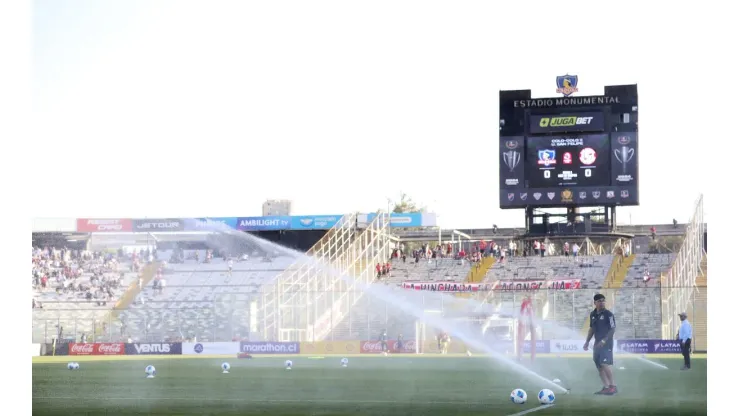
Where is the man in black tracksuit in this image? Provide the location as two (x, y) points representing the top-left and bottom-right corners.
(584, 293), (618, 395)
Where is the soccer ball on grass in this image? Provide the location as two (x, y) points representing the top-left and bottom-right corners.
(145, 365), (156, 378)
(284, 360), (293, 370)
(538, 389), (555, 404)
(510, 388), (527, 404)
(221, 362), (230, 373)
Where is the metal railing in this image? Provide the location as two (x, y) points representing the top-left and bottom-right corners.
(33, 286), (703, 345)
(660, 194), (704, 339)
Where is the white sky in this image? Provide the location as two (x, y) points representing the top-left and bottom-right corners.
(31, 0), (714, 228)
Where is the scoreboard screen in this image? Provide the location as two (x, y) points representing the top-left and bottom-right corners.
(498, 84), (639, 208)
(526, 134), (610, 188)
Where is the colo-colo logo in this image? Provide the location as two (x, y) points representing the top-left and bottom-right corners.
(134, 343), (172, 353)
(539, 116), (593, 128)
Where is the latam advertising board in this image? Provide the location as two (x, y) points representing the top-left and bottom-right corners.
(132, 218), (185, 232)
(68, 343), (125, 356)
(182, 342), (240, 355)
(239, 342), (300, 354)
(124, 343), (182, 355)
(617, 339), (683, 354)
(76, 219), (132, 232)
(400, 279), (582, 293)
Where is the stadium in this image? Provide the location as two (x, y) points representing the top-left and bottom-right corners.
(31, 100), (709, 416)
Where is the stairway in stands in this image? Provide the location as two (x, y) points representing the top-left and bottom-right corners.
(690, 255), (707, 351)
(580, 254), (635, 335)
(455, 256), (495, 300)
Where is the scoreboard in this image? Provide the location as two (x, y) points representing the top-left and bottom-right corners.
(499, 83), (639, 208)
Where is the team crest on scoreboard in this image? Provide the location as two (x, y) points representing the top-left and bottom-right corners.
(547, 192), (555, 200)
(606, 191), (615, 199)
(537, 149), (557, 166)
(592, 191), (601, 199)
(620, 190), (629, 198)
(520, 193), (528, 201)
(505, 140), (519, 149)
(556, 74), (579, 97)
(533, 193), (542, 200)
(579, 191), (587, 200)
(508, 193), (515, 201)
(561, 189), (573, 203)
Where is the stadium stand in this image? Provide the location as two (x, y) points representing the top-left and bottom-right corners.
(117, 250), (292, 342)
(482, 254), (612, 289)
(621, 253), (676, 288)
(31, 247), (140, 343)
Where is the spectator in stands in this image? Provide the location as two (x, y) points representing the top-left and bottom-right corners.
(533, 240), (540, 256)
(564, 242), (570, 257)
(376, 263), (382, 279)
(673, 219), (678, 229)
(650, 226), (657, 240)
(509, 240), (516, 257)
(572, 243), (580, 258)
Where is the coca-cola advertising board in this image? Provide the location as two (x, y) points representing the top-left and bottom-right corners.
(360, 340), (416, 354)
(68, 343), (125, 356)
(77, 219), (133, 232)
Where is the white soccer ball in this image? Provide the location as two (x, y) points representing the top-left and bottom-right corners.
(538, 389), (555, 405)
(221, 362), (230, 371)
(340, 358), (349, 367)
(510, 388), (527, 404)
(73, 362), (79, 370)
(67, 362), (75, 370)
(284, 360), (293, 370)
(145, 365), (156, 376)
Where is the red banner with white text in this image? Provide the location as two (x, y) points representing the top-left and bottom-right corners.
(68, 343), (125, 356)
(76, 219), (132, 232)
(400, 279), (581, 293)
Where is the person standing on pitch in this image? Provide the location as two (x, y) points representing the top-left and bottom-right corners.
(584, 294), (618, 395)
(676, 312), (693, 370)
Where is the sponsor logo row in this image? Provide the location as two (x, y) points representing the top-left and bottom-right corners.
(76, 213), (432, 233)
(505, 189), (633, 203)
(54, 339), (684, 356)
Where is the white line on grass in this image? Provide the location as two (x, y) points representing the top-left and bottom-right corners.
(507, 404), (554, 416)
(33, 396), (484, 406)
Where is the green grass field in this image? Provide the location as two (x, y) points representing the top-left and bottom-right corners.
(32, 354), (707, 415)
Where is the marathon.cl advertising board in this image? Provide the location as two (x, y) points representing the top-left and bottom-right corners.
(124, 343), (182, 355)
(76, 219), (132, 232)
(68, 343), (125, 356)
(182, 342), (240, 355)
(239, 341), (300, 354)
(132, 218), (185, 232)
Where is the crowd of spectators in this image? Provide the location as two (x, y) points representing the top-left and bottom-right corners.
(31, 247), (142, 309)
